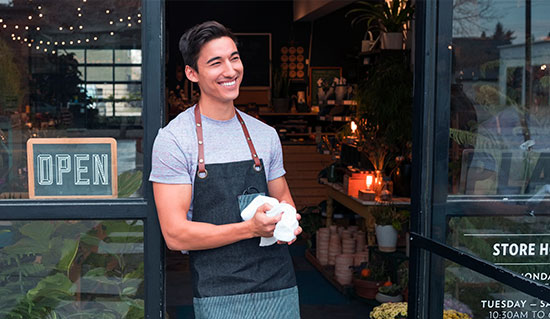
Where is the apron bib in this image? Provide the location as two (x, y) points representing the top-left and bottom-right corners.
(188, 106), (299, 318)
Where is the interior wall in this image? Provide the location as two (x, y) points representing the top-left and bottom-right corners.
(165, 0), (364, 84)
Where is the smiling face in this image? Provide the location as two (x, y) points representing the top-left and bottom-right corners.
(185, 36), (243, 106)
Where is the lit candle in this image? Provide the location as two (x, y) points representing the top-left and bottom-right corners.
(365, 174), (373, 190)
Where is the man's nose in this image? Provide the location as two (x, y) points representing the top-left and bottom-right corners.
(221, 60), (237, 77)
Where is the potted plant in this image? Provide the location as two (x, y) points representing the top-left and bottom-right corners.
(272, 67), (290, 113)
(352, 257), (388, 299)
(369, 302), (408, 319)
(371, 204), (409, 252)
(346, 0), (415, 50)
(397, 260), (409, 301)
(376, 281), (403, 303)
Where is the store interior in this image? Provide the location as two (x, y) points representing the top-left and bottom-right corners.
(164, 1), (413, 318)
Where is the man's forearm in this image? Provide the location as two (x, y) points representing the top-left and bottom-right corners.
(164, 219), (254, 251)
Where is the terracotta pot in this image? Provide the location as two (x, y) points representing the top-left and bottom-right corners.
(353, 278), (384, 299)
(375, 292), (403, 303)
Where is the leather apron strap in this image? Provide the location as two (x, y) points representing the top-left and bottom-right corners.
(194, 105), (261, 178)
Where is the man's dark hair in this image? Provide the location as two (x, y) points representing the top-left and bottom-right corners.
(179, 21), (238, 72)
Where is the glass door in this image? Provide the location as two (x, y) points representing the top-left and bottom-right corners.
(411, 0), (550, 318)
(0, 0), (164, 317)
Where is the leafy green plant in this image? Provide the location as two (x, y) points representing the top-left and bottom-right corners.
(118, 170), (143, 198)
(272, 67), (290, 99)
(371, 204), (409, 231)
(378, 283), (402, 296)
(346, 0), (415, 33)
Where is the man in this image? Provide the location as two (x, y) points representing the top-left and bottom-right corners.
(150, 21), (301, 318)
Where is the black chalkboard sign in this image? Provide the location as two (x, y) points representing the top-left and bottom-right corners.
(235, 33), (271, 88)
(27, 138), (117, 199)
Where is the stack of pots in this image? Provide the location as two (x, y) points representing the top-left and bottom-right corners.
(316, 228), (330, 265)
(334, 254), (354, 285)
(328, 232), (342, 265)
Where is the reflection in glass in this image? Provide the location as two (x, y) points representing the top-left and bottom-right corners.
(447, 216), (550, 318)
(0, 220), (144, 318)
(449, 1), (550, 197)
(0, 0), (143, 199)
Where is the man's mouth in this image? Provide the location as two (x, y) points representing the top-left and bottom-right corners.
(219, 78), (237, 87)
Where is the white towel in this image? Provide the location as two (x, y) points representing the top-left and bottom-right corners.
(240, 195), (299, 246)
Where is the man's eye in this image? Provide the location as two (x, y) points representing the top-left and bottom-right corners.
(232, 56), (240, 61)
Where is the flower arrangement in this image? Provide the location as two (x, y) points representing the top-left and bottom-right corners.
(370, 302), (472, 319)
(443, 310), (472, 319)
(369, 302), (407, 319)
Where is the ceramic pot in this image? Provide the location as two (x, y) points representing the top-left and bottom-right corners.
(375, 224), (398, 252)
(381, 32), (403, 50)
(375, 292), (404, 303)
(353, 278), (384, 299)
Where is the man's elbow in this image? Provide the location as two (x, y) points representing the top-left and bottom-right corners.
(163, 229), (190, 251)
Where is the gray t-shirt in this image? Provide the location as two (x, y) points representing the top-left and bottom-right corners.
(149, 105), (286, 220)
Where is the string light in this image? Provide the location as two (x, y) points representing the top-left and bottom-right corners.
(36, 45), (39, 50)
(36, 26), (40, 30)
(127, 16), (131, 20)
(93, 36), (98, 41)
(38, 6), (42, 10)
(77, 7), (81, 11)
(44, 48), (47, 52)
(0, 18), (3, 23)
(69, 26), (74, 30)
(28, 43), (32, 47)
(38, 13), (43, 18)
(79, 25), (83, 29)
(54, 41), (58, 45)
(138, 19), (141, 23)
(77, 39), (81, 43)
(69, 40), (74, 45)
(59, 26), (63, 30)
(109, 20), (113, 25)
(14, 25), (19, 29)
(2, 25), (6, 28)
(105, 9), (110, 14)
(61, 41), (65, 45)
(78, 13), (82, 17)
(25, 26), (29, 30)
(46, 41), (50, 45)
(85, 38), (90, 42)
(52, 50), (56, 54)
(110, 31), (114, 36)
(137, 13), (141, 18)
(28, 15), (32, 20)
(17, 36), (21, 40)
(39, 40), (43, 44)
(119, 18), (123, 22)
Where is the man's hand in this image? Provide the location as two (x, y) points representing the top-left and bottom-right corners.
(248, 203), (282, 237)
(278, 213), (302, 245)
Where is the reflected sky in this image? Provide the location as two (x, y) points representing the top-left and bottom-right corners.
(455, 0), (550, 43)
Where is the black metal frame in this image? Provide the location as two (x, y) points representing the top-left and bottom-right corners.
(409, 1), (550, 318)
(0, 0), (165, 317)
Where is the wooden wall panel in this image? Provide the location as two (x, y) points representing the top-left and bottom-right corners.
(282, 145), (332, 210)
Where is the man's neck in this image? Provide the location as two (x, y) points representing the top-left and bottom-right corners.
(197, 96), (235, 121)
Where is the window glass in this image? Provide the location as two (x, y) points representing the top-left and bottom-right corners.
(0, 0), (143, 199)
(449, 0), (550, 199)
(446, 216), (550, 319)
(0, 220), (144, 318)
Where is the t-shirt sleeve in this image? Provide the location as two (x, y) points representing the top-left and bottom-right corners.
(149, 128), (192, 184)
(268, 129), (286, 181)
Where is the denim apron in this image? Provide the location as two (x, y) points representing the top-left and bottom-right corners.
(189, 106), (299, 319)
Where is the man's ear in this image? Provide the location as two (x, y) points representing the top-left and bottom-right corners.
(185, 65), (199, 83)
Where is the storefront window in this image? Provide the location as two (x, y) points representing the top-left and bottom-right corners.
(443, 1), (550, 318)
(0, 219), (144, 318)
(0, 0), (143, 199)
(446, 216), (550, 318)
(449, 0), (550, 198)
